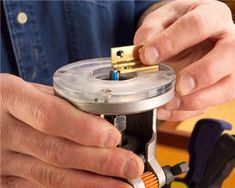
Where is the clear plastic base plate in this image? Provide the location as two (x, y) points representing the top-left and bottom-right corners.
(53, 58), (176, 115)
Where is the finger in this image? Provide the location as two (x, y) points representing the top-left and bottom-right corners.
(1, 74), (121, 147)
(134, 26), (162, 46)
(3, 115), (143, 179)
(157, 107), (206, 121)
(140, 1), (233, 64)
(30, 82), (54, 95)
(134, 11), (167, 45)
(1, 176), (42, 188)
(4, 152), (132, 188)
(164, 73), (235, 111)
(134, 0), (195, 45)
(177, 37), (235, 95)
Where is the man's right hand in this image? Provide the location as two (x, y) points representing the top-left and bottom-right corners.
(0, 74), (144, 188)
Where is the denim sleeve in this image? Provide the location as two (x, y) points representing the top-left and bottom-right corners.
(1, 2), (18, 76)
(1, 0), (159, 85)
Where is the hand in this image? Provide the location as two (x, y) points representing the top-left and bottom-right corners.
(0, 74), (144, 188)
(134, 0), (235, 121)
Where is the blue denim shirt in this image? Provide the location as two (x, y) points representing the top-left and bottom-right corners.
(1, 0), (157, 85)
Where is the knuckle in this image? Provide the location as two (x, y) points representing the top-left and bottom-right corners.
(0, 116), (10, 144)
(0, 74), (23, 86)
(99, 150), (114, 174)
(199, 60), (217, 85)
(216, 1), (232, 17)
(32, 100), (57, 132)
(143, 13), (153, 24)
(99, 149), (130, 176)
(182, 96), (203, 110)
(31, 165), (66, 188)
(40, 136), (68, 166)
(188, 97), (204, 110)
(142, 20), (163, 32)
(134, 26), (156, 44)
(50, 172), (67, 188)
(159, 31), (176, 55)
(187, 13), (208, 37)
(168, 111), (186, 122)
(0, 74), (23, 108)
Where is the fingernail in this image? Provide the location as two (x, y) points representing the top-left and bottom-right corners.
(178, 75), (196, 95)
(144, 47), (159, 64)
(104, 129), (120, 147)
(124, 158), (139, 179)
(158, 109), (171, 120)
(165, 97), (181, 110)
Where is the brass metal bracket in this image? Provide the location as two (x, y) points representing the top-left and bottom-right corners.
(111, 45), (159, 74)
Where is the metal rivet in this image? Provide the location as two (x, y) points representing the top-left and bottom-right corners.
(17, 12), (28, 24)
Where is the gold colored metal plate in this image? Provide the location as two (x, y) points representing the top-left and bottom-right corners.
(111, 45), (141, 64)
(111, 45), (159, 74)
